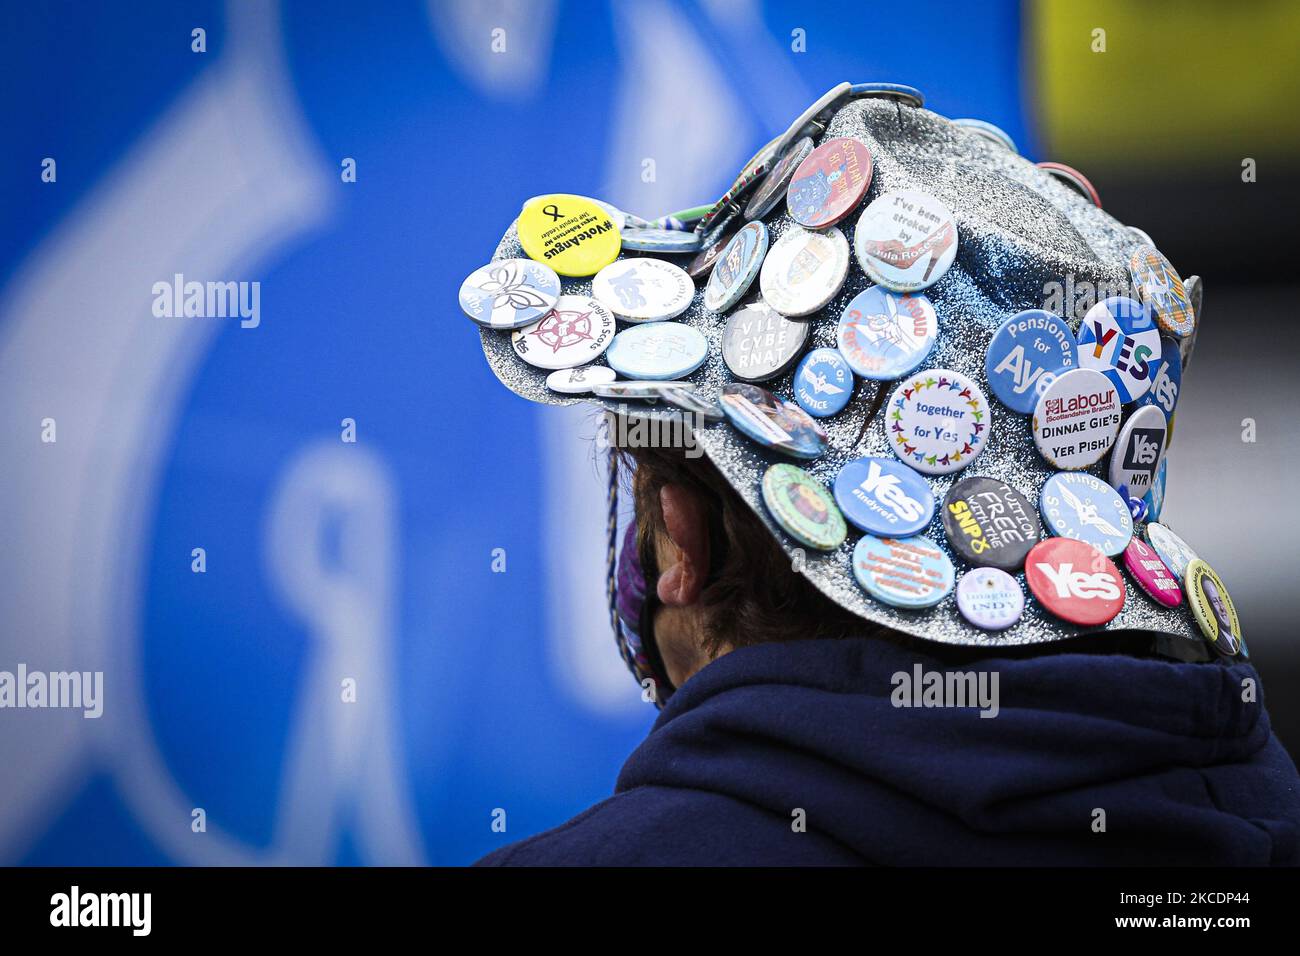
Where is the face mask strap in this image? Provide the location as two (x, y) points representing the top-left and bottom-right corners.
(606, 435), (676, 705)
(605, 441), (621, 639)
(605, 428), (734, 706)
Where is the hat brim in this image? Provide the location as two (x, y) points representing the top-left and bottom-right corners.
(479, 97), (1207, 655)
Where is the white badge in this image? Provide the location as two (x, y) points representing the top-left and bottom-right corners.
(854, 190), (958, 292)
(885, 368), (990, 475)
(591, 258), (694, 322)
(511, 295), (616, 370)
(546, 365), (617, 394)
(759, 225), (850, 317)
(1031, 368), (1122, 470)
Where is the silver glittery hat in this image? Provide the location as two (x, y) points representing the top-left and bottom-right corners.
(474, 86), (1222, 661)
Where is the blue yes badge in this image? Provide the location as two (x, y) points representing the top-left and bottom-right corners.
(833, 456), (935, 536)
(984, 310), (1077, 414)
(1136, 336), (1181, 428)
(794, 348), (854, 418)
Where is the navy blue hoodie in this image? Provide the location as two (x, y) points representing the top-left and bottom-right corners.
(476, 637), (1300, 866)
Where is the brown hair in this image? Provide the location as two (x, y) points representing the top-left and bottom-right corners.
(609, 415), (1179, 671)
(615, 430), (887, 659)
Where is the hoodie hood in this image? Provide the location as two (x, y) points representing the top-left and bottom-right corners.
(616, 637), (1300, 865)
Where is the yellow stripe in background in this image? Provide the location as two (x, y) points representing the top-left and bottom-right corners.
(1031, 0), (1300, 169)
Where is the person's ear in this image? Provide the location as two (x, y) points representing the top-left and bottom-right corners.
(655, 483), (710, 607)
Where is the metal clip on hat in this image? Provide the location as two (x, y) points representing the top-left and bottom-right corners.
(462, 82), (1241, 699)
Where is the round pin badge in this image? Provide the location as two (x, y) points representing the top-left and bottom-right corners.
(620, 227), (703, 255)
(1024, 538), (1125, 627)
(761, 463), (848, 552)
(852, 534), (955, 610)
(951, 118), (1018, 154)
(1039, 471), (1133, 558)
(459, 258), (561, 330)
(592, 380), (695, 401)
(1108, 404), (1168, 500)
(605, 321), (709, 381)
(956, 568), (1025, 630)
(1122, 537), (1183, 609)
(660, 386), (724, 423)
(1129, 246), (1195, 340)
(719, 383), (828, 460)
(1185, 560), (1243, 657)
(886, 369), (990, 475)
(1077, 296), (1162, 404)
(785, 138), (873, 229)
(854, 190), (958, 292)
(836, 287), (937, 381)
(518, 194), (622, 277)
(1135, 338), (1181, 439)
(511, 295), (616, 370)
(745, 137), (814, 221)
(1180, 275), (1202, 370)
(703, 221), (768, 313)
(794, 348), (854, 418)
(1031, 367), (1123, 470)
(1036, 162), (1102, 208)
(833, 456), (935, 537)
(1144, 522), (1199, 581)
(546, 365), (617, 395)
(941, 477), (1041, 572)
(984, 310), (1078, 414)
(758, 225), (850, 317)
(722, 301), (810, 383)
(847, 81), (925, 109)
(686, 218), (741, 281)
(591, 258), (694, 323)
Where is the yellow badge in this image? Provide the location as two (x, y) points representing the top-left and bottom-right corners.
(1184, 559), (1243, 656)
(519, 194), (621, 277)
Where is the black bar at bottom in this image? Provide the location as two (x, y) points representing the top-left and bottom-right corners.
(0, 866), (1287, 940)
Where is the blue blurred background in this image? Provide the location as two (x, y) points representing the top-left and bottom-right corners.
(2, 0), (1296, 865)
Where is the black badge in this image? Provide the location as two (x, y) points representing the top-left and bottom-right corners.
(941, 476), (1041, 572)
(686, 218), (742, 281)
(722, 301), (810, 382)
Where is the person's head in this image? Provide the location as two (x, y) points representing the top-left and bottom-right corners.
(614, 420), (883, 688)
